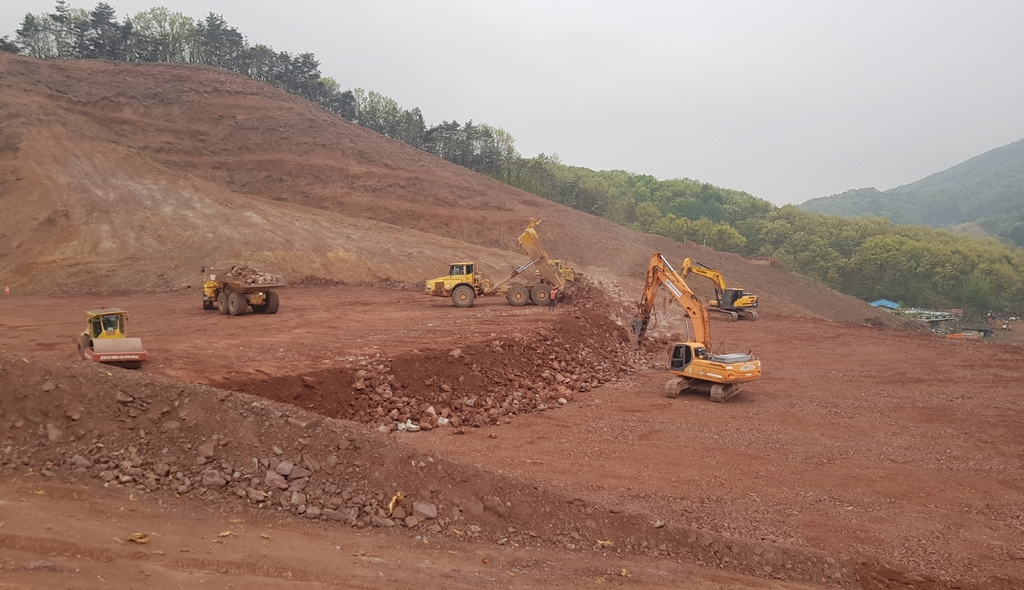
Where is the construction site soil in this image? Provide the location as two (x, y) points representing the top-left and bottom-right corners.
(2, 53), (1023, 589)
(2, 286), (1023, 589)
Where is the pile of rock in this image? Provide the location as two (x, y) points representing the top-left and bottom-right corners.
(346, 310), (647, 433)
(224, 264), (280, 286)
(11, 433), (459, 534)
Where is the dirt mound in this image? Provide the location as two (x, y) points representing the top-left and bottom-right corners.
(220, 298), (641, 431)
(0, 53), (903, 327)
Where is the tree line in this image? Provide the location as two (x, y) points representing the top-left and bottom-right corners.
(7, 3), (1024, 316)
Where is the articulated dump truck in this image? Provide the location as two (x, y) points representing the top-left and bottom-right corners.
(425, 219), (577, 308)
(203, 263), (285, 316)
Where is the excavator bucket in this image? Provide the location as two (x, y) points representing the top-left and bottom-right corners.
(518, 219), (565, 289)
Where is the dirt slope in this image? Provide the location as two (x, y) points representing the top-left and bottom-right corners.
(0, 53), (902, 326)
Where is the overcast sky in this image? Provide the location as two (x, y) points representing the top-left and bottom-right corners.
(5, 1), (1024, 205)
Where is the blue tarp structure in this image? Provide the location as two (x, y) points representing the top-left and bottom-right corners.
(870, 299), (901, 309)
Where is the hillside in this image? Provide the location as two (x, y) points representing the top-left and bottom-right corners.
(800, 138), (1024, 245)
(0, 52), (899, 325)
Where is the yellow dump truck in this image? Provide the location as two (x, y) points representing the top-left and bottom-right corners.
(203, 263), (284, 316)
(77, 308), (147, 369)
(425, 219), (567, 308)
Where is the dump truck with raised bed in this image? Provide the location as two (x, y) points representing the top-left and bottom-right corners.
(203, 263), (284, 316)
(632, 253), (761, 402)
(76, 308), (147, 369)
(426, 219), (566, 308)
(680, 257), (758, 321)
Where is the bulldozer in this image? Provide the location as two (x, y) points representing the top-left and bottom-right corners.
(633, 253), (761, 402)
(77, 308), (147, 369)
(426, 219), (566, 308)
(680, 257), (758, 321)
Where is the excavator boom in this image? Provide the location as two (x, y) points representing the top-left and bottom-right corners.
(632, 253), (710, 348)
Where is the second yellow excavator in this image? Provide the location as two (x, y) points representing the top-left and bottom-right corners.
(680, 257), (758, 321)
(632, 253), (761, 402)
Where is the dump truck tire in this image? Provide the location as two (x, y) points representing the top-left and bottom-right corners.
(265, 290), (280, 314)
(506, 285), (530, 306)
(452, 285), (475, 308)
(530, 286), (551, 305)
(202, 299), (215, 310)
(228, 291), (246, 316)
(217, 291), (229, 315)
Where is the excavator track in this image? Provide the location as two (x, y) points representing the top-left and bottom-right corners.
(709, 383), (742, 402)
(664, 377), (686, 398)
(709, 308), (739, 322)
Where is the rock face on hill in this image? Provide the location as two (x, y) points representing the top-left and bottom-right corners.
(0, 53), (901, 325)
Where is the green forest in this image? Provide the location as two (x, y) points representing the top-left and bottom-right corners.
(7, 2), (1024, 316)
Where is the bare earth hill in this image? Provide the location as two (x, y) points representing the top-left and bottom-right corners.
(0, 52), (899, 325)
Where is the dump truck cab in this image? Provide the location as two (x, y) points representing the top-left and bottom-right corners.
(425, 262), (493, 308)
(448, 263), (475, 281)
(77, 308), (147, 369)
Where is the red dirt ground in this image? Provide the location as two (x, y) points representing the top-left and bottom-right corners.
(2, 286), (1022, 589)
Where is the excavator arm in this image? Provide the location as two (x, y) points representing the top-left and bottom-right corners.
(631, 253), (711, 348)
(680, 258), (726, 301)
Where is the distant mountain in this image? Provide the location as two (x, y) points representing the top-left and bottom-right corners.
(800, 139), (1024, 246)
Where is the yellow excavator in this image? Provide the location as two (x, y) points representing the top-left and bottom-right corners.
(632, 253), (761, 402)
(680, 257), (758, 321)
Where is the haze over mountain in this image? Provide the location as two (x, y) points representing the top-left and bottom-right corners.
(800, 139), (1024, 246)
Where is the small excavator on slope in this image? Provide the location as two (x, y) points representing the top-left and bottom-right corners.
(632, 253), (761, 402)
(680, 257), (758, 321)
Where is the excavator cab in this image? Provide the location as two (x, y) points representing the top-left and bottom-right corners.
(671, 343), (713, 371)
(670, 344), (694, 371)
(722, 288), (756, 308)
